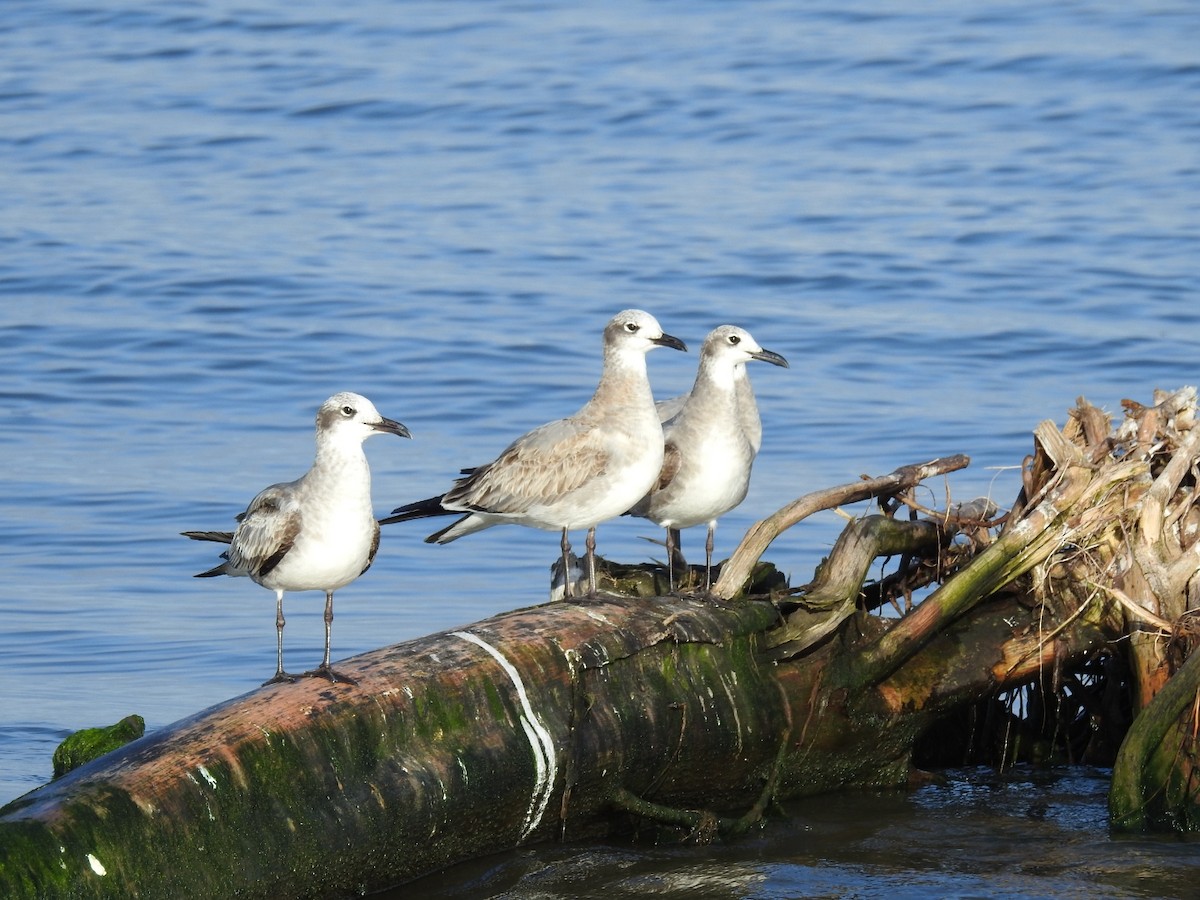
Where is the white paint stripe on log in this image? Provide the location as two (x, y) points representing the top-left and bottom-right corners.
(452, 631), (557, 843)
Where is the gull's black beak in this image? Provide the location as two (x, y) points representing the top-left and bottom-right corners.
(374, 417), (412, 439)
(751, 348), (789, 368)
(653, 332), (688, 352)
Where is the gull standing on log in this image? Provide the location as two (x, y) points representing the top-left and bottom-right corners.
(381, 309), (686, 598)
(183, 392), (411, 686)
(629, 325), (788, 591)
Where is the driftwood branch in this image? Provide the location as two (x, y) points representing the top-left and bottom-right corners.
(608, 724), (791, 841)
(765, 509), (970, 660)
(843, 419), (1153, 691)
(713, 455), (970, 600)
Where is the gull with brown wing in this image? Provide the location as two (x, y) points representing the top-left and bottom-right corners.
(381, 309), (686, 598)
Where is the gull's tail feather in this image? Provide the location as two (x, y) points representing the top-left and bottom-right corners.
(194, 560), (231, 578)
(379, 495), (454, 527)
(181, 530), (234, 544)
(424, 514), (476, 544)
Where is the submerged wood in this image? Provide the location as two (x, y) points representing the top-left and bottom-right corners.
(4, 388), (1200, 896)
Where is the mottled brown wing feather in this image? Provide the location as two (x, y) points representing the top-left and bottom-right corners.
(225, 485), (299, 578)
(656, 441), (682, 493)
(444, 424), (608, 515)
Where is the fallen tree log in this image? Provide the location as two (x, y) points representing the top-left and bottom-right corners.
(0, 573), (1106, 899)
(3, 387), (1199, 896)
(0, 596), (785, 897)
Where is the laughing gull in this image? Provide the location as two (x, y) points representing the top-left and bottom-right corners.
(381, 309), (686, 598)
(629, 325), (788, 591)
(183, 392), (410, 686)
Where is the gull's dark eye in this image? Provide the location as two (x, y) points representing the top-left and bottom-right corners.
(625, 322), (639, 333)
(341, 405), (355, 417)
(728, 334), (741, 345)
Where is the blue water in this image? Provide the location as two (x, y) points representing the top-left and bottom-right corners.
(1, 0), (1198, 894)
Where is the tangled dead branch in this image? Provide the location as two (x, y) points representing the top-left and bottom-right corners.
(724, 386), (1200, 828)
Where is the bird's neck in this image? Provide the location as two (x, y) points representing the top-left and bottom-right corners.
(589, 348), (653, 411)
(311, 436), (372, 493)
(690, 358), (739, 405)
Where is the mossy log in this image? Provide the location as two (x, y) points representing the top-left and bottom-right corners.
(3, 388), (1200, 896)
(0, 596), (783, 897)
(1110, 637), (1200, 830)
(0, 572), (1103, 898)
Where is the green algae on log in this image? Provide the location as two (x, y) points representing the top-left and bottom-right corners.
(52, 715), (146, 778)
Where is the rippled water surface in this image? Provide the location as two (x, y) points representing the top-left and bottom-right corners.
(2, 1), (1199, 895)
(403, 768), (1200, 900)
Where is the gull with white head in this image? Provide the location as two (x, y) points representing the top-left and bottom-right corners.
(183, 391), (410, 685)
(629, 325), (788, 591)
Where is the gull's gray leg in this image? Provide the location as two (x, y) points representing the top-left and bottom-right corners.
(585, 527), (598, 598)
(262, 590), (297, 686)
(560, 528), (574, 599)
(302, 591), (358, 685)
